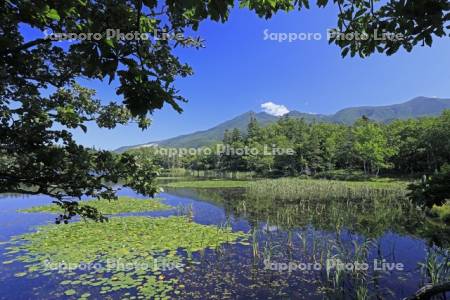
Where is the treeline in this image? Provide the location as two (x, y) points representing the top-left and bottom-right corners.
(130, 111), (450, 178)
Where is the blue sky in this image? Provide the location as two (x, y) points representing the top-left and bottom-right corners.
(28, 6), (450, 150)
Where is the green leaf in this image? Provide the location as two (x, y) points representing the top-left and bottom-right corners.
(341, 47), (350, 57)
(46, 9), (60, 21)
(104, 39), (114, 48)
(64, 289), (77, 296)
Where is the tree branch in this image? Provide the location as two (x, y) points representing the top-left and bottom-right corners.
(404, 282), (450, 300)
(0, 38), (51, 55)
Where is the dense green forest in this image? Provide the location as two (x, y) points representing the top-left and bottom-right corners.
(130, 110), (450, 178)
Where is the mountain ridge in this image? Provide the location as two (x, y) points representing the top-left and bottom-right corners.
(116, 97), (450, 152)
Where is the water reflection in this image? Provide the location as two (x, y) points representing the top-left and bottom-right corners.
(0, 187), (449, 299)
(167, 187), (450, 299)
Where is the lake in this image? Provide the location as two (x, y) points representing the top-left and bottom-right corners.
(0, 184), (449, 299)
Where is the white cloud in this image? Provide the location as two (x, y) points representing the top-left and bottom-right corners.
(261, 102), (289, 116)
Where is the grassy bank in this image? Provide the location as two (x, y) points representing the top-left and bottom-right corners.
(164, 180), (250, 189)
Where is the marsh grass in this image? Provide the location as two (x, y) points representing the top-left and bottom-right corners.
(164, 180), (250, 189)
(236, 185), (418, 240)
(176, 203), (194, 221)
(419, 248), (450, 286)
(251, 229), (259, 259)
(320, 237), (386, 299)
(246, 178), (408, 202)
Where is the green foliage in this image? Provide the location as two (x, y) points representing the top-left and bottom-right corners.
(220, 128), (248, 172)
(352, 118), (397, 175)
(430, 203), (450, 224)
(246, 178), (408, 202)
(2, 0), (209, 220)
(419, 248), (450, 286)
(19, 196), (172, 215)
(2, 0), (449, 223)
(3, 216), (247, 298)
(388, 110), (450, 173)
(139, 111), (450, 182)
(241, 0), (450, 57)
(408, 164), (450, 208)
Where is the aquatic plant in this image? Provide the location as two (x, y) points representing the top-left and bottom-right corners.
(246, 178), (408, 203)
(176, 203), (194, 221)
(419, 248), (450, 286)
(2, 216), (247, 298)
(356, 285), (369, 300)
(251, 229), (259, 259)
(19, 196), (172, 215)
(319, 236), (384, 299)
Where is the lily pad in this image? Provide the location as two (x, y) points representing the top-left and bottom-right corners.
(64, 289), (76, 296)
(19, 196), (172, 215)
(4, 216), (247, 298)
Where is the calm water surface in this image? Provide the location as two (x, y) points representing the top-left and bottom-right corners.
(0, 187), (449, 299)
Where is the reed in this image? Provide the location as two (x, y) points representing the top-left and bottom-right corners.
(321, 237), (377, 299)
(246, 178), (407, 202)
(356, 285), (369, 300)
(176, 203), (194, 221)
(419, 248), (450, 286)
(251, 229), (259, 259)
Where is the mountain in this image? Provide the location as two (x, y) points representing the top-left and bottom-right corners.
(116, 97), (450, 152)
(115, 112), (278, 152)
(332, 97), (450, 124)
(153, 112), (277, 148)
(285, 111), (331, 123)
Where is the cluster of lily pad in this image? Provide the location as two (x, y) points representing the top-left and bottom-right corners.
(19, 196), (172, 215)
(3, 211), (247, 298)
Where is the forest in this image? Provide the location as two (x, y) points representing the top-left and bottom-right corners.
(130, 110), (450, 179)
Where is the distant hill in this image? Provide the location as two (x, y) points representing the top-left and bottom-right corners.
(116, 97), (450, 152)
(151, 112), (277, 148)
(332, 97), (450, 124)
(115, 112), (278, 152)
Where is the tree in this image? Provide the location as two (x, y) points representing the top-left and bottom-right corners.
(351, 118), (397, 175)
(387, 118), (430, 174)
(220, 128), (247, 174)
(408, 164), (450, 208)
(246, 0), (450, 57)
(2, 0), (448, 222)
(247, 115), (262, 142)
(0, 0), (215, 222)
(425, 110), (450, 171)
(388, 111), (450, 174)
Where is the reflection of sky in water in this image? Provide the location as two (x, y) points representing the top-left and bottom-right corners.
(0, 187), (444, 299)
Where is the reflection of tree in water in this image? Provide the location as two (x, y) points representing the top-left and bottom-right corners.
(0, 193), (32, 199)
(176, 187), (450, 247)
(168, 187), (450, 299)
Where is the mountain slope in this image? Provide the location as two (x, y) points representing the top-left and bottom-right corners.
(116, 97), (450, 151)
(156, 112), (278, 148)
(285, 111), (331, 123)
(115, 112), (278, 152)
(332, 97), (450, 124)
